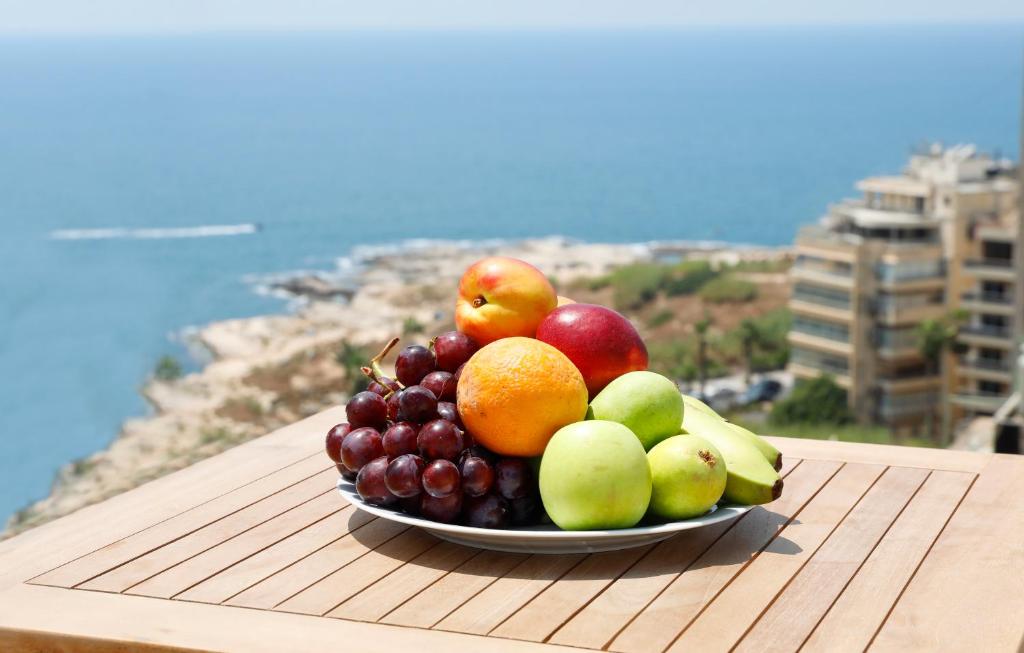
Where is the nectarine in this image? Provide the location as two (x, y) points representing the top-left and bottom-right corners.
(455, 257), (556, 345)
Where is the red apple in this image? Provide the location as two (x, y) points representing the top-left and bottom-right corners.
(455, 257), (557, 345)
(536, 303), (648, 398)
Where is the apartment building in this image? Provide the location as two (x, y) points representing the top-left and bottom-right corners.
(788, 145), (1020, 434)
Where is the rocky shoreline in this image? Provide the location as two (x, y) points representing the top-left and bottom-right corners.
(4, 237), (788, 538)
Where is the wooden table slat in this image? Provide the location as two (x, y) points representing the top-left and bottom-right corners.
(225, 515), (408, 609)
(3, 408), (1022, 653)
(329, 541), (482, 622)
(607, 459), (851, 653)
(78, 467), (338, 593)
(379, 549), (530, 628)
(870, 455), (1024, 652)
(176, 505), (374, 604)
(801, 469), (976, 653)
(732, 465), (930, 653)
(434, 552), (587, 635)
(547, 458), (808, 650)
(659, 463), (891, 653)
(490, 544), (655, 642)
(31, 454), (331, 589)
(129, 491), (349, 599)
(275, 527), (440, 615)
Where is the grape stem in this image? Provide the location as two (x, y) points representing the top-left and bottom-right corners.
(364, 336), (401, 390)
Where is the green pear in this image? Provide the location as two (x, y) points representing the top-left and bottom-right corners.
(539, 420), (652, 530)
(681, 408), (782, 505)
(589, 371), (683, 450)
(647, 435), (727, 520)
(681, 395), (782, 471)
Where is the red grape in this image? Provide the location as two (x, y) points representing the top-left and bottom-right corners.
(325, 423), (352, 463)
(340, 427), (384, 472)
(386, 392), (401, 421)
(382, 422), (419, 459)
(346, 391), (388, 429)
(436, 401), (464, 429)
(495, 459), (533, 500)
(385, 454), (426, 498)
(460, 444), (498, 465)
(422, 459), (460, 497)
(368, 376), (401, 397)
(355, 456), (397, 506)
(417, 419), (464, 461)
(509, 494), (541, 526)
(460, 456), (495, 497)
(420, 492), (462, 523)
(420, 371), (456, 402)
(433, 331), (479, 373)
(396, 345), (436, 387)
(399, 385), (437, 423)
(463, 494), (510, 529)
(336, 463), (357, 483)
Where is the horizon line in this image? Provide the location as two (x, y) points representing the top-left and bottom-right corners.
(2, 20), (1023, 38)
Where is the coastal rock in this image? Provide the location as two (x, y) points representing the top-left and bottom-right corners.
(4, 237), (788, 538)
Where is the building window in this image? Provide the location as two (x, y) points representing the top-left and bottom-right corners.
(793, 316), (850, 343)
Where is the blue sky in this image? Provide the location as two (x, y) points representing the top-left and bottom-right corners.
(2, 0), (1024, 34)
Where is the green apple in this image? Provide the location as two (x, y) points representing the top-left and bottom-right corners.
(588, 371), (683, 450)
(539, 420), (652, 530)
(647, 435), (727, 520)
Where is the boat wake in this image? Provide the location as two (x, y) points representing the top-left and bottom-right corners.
(49, 223), (260, 240)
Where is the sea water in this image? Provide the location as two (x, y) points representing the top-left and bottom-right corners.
(0, 25), (1020, 523)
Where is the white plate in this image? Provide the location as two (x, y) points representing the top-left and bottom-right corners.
(337, 479), (752, 554)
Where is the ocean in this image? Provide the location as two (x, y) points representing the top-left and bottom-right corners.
(0, 25), (1020, 525)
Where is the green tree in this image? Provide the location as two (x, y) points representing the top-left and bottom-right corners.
(695, 313), (713, 395)
(402, 316), (425, 335)
(154, 355), (183, 382)
(916, 310), (967, 442)
(737, 319), (762, 384)
(335, 340), (371, 393)
(770, 376), (852, 426)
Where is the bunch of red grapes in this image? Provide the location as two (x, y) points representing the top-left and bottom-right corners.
(325, 331), (543, 529)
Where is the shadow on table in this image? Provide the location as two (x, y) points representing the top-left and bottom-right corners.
(346, 506), (803, 578)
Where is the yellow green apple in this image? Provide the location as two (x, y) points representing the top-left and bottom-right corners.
(539, 420), (651, 530)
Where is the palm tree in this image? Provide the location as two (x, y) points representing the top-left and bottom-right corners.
(695, 313), (713, 396)
(916, 310), (967, 443)
(738, 318), (762, 384)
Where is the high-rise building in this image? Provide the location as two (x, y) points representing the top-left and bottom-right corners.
(788, 145), (1019, 435)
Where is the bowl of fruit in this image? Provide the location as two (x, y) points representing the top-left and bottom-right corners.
(325, 257), (784, 554)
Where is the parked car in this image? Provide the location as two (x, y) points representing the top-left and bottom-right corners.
(707, 387), (740, 413)
(742, 378), (783, 404)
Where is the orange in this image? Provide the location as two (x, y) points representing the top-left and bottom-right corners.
(457, 337), (589, 456)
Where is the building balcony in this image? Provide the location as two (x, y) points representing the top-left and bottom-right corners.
(872, 301), (945, 325)
(958, 325), (1015, 349)
(956, 357), (1014, 382)
(787, 361), (852, 389)
(790, 263), (855, 290)
(877, 374), (942, 394)
(877, 401), (935, 421)
(789, 298), (854, 322)
(949, 391), (1009, 413)
(959, 292), (1016, 316)
(788, 330), (853, 357)
(963, 258), (1017, 282)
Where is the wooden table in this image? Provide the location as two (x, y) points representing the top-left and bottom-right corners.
(2, 406), (1022, 652)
